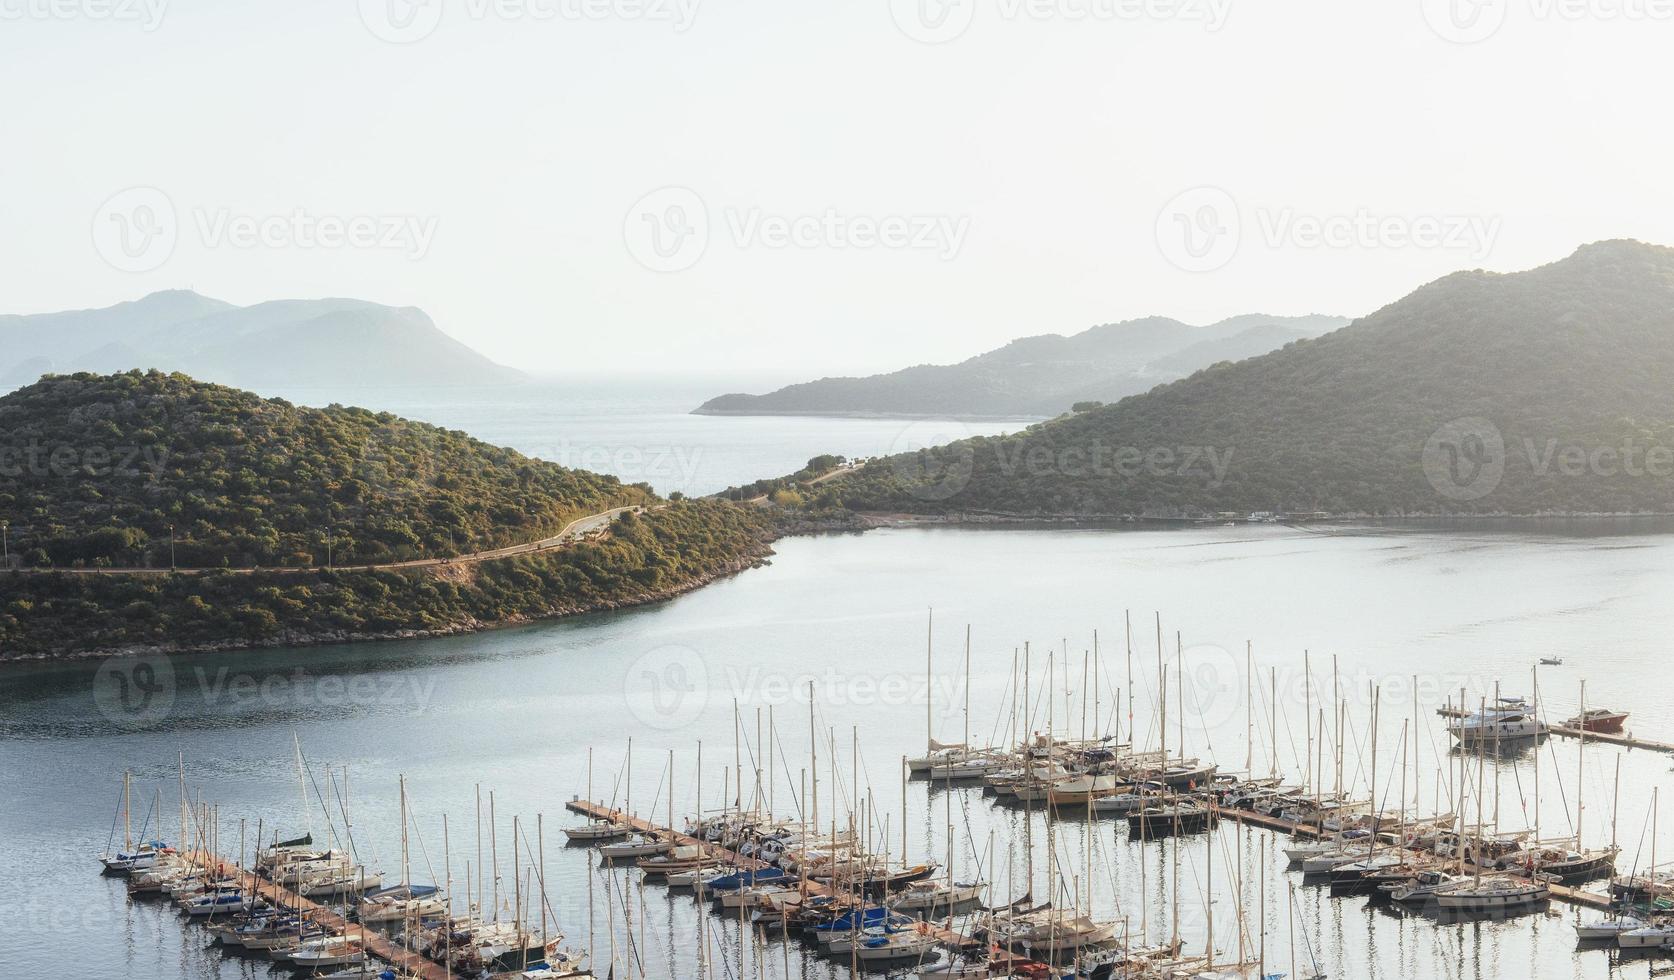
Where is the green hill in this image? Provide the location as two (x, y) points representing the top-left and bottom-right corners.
(831, 241), (1674, 518)
(0, 371), (643, 569)
(0, 372), (773, 658)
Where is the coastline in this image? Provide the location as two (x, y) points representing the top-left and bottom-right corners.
(0, 550), (774, 666)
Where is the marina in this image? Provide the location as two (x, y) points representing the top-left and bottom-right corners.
(17, 522), (1674, 979)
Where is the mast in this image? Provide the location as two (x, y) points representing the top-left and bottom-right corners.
(926, 607), (934, 755)
(1577, 679), (1586, 847)
(1125, 610), (1134, 759)
(1245, 640), (1253, 774)
(1304, 650), (1313, 799)
(964, 624), (972, 751)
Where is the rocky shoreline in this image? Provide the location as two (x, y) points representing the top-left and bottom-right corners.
(0, 549), (775, 665)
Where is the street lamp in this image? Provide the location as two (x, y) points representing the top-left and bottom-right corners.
(1, 521), (8, 563)
(167, 524), (176, 570)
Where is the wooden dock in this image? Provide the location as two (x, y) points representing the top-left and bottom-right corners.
(184, 851), (453, 979)
(1207, 806), (1613, 910)
(562, 798), (1041, 969)
(1436, 705), (1674, 754)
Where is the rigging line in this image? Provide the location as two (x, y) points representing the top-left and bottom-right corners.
(297, 751), (349, 862)
(768, 725), (806, 824)
(325, 765), (363, 867)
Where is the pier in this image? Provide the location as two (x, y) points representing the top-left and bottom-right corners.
(1207, 806), (1613, 911)
(562, 797), (1045, 971)
(181, 851), (454, 980)
(1435, 705), (1674, 754)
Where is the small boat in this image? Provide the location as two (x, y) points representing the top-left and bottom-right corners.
(1127, 800), (1216, 836)
(1386, 869), (1464, 903)
(597, 834), (671, 861)
(563, 821), (631, 843)
(1565, 708), (1629, 734)
(1539, 656), (1564, 666)
(1448, 697), (1548, 745)
(286, 935), (367, 968)
(856, 928), (941, 963)
(887, 879), (986, 912)
(1619, 923), (1674, 949)
(182, 889), (257, 917)
(358, 883), (446, 923)
(1432, 875), (1549, 913)
(1576, 913), (1646, 942)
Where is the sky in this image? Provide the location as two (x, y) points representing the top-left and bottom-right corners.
(2, 0), (1671, 377)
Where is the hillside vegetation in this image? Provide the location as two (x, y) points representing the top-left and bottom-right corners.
(829, 241), (1674, 517)
(0, 371), (646, 569)
(0, 502), (773, 659)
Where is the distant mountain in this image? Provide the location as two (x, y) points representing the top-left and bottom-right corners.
(0, 290), (523, 389)
(693, 313), (1348, 419)
(832, 240), (1674, 517)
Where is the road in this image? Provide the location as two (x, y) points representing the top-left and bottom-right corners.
(10, 506), (644, 577)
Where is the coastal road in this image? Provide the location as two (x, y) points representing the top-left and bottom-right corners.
(10, 505), (645, 577)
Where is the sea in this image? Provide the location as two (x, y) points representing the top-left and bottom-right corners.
(2, 376), (1669, 979)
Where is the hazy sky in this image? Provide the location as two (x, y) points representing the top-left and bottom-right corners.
(3, 0), (1670, 376)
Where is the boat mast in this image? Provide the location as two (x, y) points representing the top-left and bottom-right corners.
(926, 608), (934, 756)
(1125, 610), (1134, 760)
(964, 624), (972, 751)
(1577, 679), (1586, 847)
(1245, 640), (1253, 774)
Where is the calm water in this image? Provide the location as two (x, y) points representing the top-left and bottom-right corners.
(253, 376), (1031, 498)
(6, 522), (1674, 979)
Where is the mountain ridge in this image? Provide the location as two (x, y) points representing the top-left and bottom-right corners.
(823, 240), (1674, 517)
(694, 313), (1349, 418)
(0, 290), (523, 390)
